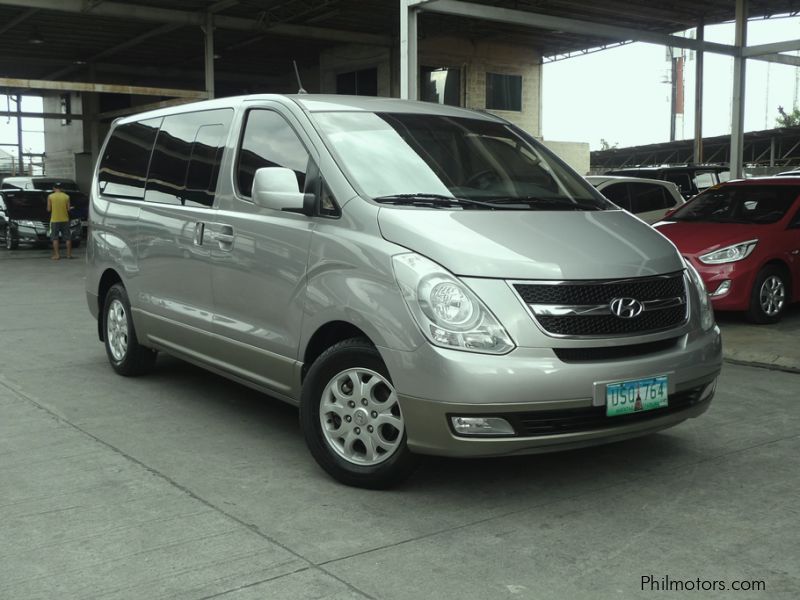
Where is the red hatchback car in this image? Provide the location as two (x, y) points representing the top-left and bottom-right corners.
(655, 178), (800, 323)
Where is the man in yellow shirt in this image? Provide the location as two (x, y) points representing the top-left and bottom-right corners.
(47, 184), (72, 260)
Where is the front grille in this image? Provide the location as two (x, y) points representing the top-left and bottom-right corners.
(513, 272), (688, 337)
(515, 273), (685, 305)
(538, 306), (686, 336)
(504, 384), (707, 437)
(553, 337), (680, 362)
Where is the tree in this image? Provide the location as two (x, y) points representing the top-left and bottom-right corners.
(777, 105), (800, 128)
(600, 138), (619, 150)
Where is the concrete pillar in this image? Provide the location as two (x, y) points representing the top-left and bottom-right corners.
(400, 1), (418, 100)
(693, 22), (704, 164)
(204, 12), (215, 99)
(730, 0), (748, 178)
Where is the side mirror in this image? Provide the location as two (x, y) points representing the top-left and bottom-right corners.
(252, 167), (312, 214)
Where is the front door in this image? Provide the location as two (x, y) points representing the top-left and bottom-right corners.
(209, 106), (316, 398)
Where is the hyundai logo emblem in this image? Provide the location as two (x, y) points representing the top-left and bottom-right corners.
(609, 297), (644, 319)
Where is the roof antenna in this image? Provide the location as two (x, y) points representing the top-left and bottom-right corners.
(293, 60), (307, 94)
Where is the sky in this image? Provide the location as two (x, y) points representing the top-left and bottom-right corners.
(542, 15), (800, 150)
(0, 95), (45, 162)
(1, 14), (799, 159)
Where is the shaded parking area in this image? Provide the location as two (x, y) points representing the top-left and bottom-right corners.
(1, 249), (798, 599)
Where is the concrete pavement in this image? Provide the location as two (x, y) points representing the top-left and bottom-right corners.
(1, 248), (798, 599)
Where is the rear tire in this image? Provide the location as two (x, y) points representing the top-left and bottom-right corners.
(103, 283), (157, 376)
(300, 337), (418, 488)
(746, 266), (789, 324)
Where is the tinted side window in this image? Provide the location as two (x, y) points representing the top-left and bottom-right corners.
(236, 110), (310, 197)
(629, 183), (670, 213)
(145, 109), (233, 207)
(99, 118), (162, 199)
(600, 183), (631, 210)
(664, 172), (692, 195)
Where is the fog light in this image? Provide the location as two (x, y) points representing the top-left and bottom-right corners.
(710, 280), (731, 297)
(451, 416), (514, 436)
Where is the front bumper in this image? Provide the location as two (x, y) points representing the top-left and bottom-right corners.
(685, 255), (758, 312)
(11, 222), (82, 243)
(379, 326), (722, 457)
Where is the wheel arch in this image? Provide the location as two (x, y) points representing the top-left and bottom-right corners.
(301, 321), (373, 382)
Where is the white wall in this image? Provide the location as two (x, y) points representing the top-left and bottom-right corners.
(543, 140), (591, 175)
(317, 37), (542, 136)
(42, 93), (84, 181)
(419, 36), (542, 136)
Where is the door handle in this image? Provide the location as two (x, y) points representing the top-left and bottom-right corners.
(791, 249), (800, 255)
(206, 224), (234, 249)
(193, 222), (204, 246)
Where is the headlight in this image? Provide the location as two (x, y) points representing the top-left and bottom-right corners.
(392, 253), (515, 354)
(683, 258), (715, 331)
(17, 219), (39, 227)
(70, 218), (81, 227)
(699, 239), (757, 264)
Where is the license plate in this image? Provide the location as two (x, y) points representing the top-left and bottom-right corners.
(605, 375), (668, 417)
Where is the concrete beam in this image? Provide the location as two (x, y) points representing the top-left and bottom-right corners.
(0, 110), (87, 120)
(742, 39), (800, 57)
(0, 0), (391, 46)
(411, 0), (740, 57)
(748, 53), (800, 68)
(97, 98), (195, 120)
(0, 77), (208, 98)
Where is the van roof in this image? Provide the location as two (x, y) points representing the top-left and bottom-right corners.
(116, 94), (501, 125)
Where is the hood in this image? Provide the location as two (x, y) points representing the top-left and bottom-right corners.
(653, 220), (764, 256)
(378, 208), (684, 279)
(1, 191), (50, 221)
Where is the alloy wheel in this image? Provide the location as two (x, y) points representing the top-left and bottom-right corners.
(106, 299), (129, 361)
(319, 368), (404, 466)
(759, 275), (785, 317)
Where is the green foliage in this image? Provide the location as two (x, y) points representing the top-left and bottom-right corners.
(600, 138), (619, 151)
(777, 105), (800, 128)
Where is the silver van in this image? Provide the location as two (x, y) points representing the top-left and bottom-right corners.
(86, 95), (722, 488)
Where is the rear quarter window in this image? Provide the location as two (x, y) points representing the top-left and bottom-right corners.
(98, 118), (162, 199)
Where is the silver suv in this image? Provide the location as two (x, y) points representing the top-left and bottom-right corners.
(86, 95), (722, 487)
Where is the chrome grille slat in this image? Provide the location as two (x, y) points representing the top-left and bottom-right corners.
(512, 272), (689, 338)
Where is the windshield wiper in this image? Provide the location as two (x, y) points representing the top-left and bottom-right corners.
(482, 195), (603, 211)
(373, 193), (516, 210)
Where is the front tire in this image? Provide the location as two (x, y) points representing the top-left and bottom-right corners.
(300, 338), (418, 488)
(747, 266), (789, 324)
(103, 283), (157, 375)
(4, 230), (17, 250)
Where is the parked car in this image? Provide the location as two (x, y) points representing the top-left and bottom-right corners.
(0, 189), (82, 250)
(775, 169), (800, 177)
(606, 165), (729, 199)
(86, 95), (722, 488)
(1, 176), (89, 230)
(586, 175), (684, 223)
(654, 178), (800, 323)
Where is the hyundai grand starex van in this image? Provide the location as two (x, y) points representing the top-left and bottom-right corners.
(86, 95), (722, 488)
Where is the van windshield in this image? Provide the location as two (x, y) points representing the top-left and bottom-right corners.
(314, 112), (612, 211)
